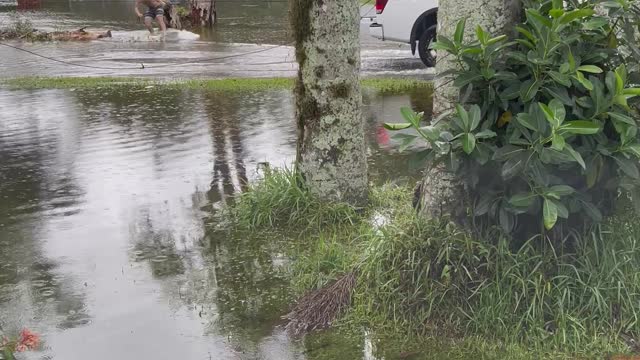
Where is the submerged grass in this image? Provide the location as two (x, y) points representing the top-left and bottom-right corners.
(228, 168), (640, 358)
(1, 77), (433, 95)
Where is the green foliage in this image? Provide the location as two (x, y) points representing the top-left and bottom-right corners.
(228, 167), (358, 230)
(388, 0), (640, 236)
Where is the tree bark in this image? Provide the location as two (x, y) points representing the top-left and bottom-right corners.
(290, 0), (368, 206)
(417, 0), (521, 219)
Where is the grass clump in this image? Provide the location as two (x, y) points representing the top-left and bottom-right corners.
(1, 77), (432, 96)
(229, 168), (640, 358)
(228, 167), (358, 230)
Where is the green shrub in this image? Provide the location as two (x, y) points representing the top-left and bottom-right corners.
(387, 0), (640, 237)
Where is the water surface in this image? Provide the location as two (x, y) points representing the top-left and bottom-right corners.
(0, 85), (429, 359)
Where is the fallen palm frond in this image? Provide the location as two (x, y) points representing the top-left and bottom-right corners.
(284, 271), (356, 337)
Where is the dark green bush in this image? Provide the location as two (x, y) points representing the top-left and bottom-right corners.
(387, 0), (640, 236)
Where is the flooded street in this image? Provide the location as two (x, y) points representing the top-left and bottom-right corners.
(0, 1), (432, 79)
(0, 85), (428, 359)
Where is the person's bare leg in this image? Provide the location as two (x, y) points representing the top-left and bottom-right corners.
(144, 16), (154, 34)
(156, 15), (166, 38)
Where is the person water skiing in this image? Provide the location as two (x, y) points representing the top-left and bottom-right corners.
(134, 0), (167, 38)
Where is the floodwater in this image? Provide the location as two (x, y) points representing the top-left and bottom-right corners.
(0, 2), (433, 359)
(0, 85), (430, 360)
(0, 1), (432, 79)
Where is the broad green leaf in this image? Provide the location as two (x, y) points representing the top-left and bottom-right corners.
(614, 95), (629, 108)
(608, 112), (636, 125)
(486, 35), (507, 46)
(454, 18), (466, 44)
(526, 9), (552, 28)
(548, 185), (575, 197)
(516, 26), (535, 43)
(552, 0), (562, 9)
(552, 133), (566, 150)
(577, 65), (603, 74)
(509, 193), (536, 208)
(543, 198), (559, 230)
(581, 200), (603, 222)
(431, 40), (456, 53)
(418, 126), (440, 141)
(517, 113), (538, 131)
(559, 121), (601, 135)
(568, 50), (576, 72)
(601, 1), (621, 8)
(553, 200), (569, 219)
(624, 144), (640, 158)
(550, 8), (565, 18)
(559, 9), (595, 24)
(475, 194), (494, 216)
(501, 83), (521, 100)
(606, 71), (617, 94)
(384, 122), (412, 131)
(502, 154), (526, 179)
(476, 25), (489, 46)
(574, 71), (594, 91)
(456, 104), (470, 131)
(583, 17), (610, 30)
(521, 80), (541, 102)
(545, 86), (572, 105)
(462, 133), (476, 154)
(586, 155), (602, 188)
(565, 144), (586, 169)
(616, 156), (640, 179)
(616, 64), (627, 93)
(454, 72), (483, 88)
(475, 129), (497, 139)
(549, 71), (572, 87)
(469, 104), (481, 131)
(623, 88), (640, 96)
(401, 107), (419, 127)
(539, 99), (565, 127)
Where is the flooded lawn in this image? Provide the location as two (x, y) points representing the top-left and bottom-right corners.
(0, 85), (429, 359)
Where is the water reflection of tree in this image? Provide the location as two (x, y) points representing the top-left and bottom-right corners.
(0, 91), (89, 332)
(203, 91), (248, 206)
(128, 209), (187, 279)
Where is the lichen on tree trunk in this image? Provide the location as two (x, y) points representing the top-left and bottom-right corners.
(290, 0), (368, 206)
(418, 0), (521, 219)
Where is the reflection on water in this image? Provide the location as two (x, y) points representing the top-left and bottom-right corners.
(0, 86), (429, 359)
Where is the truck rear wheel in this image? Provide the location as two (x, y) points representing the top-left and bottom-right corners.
(418, 25), (437, 68)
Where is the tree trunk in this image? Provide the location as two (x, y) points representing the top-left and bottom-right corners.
(417, 0), (521, 219)
(290, 0), (368, 206)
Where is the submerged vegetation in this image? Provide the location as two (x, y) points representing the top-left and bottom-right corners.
(227, 168), (640, 358)
(1, 77), (432, 95)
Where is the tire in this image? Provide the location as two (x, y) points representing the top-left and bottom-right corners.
(418, 25), (437, 68)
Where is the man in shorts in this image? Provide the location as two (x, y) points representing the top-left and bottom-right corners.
(134, 0), (167, 37)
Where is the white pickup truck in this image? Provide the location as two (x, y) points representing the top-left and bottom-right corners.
(369, 0), (438, 67)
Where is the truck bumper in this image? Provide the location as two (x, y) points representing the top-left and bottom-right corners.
(369, 23), (384, 40)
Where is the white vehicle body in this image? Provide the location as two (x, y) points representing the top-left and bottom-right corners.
(369, 0), (439, 67)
